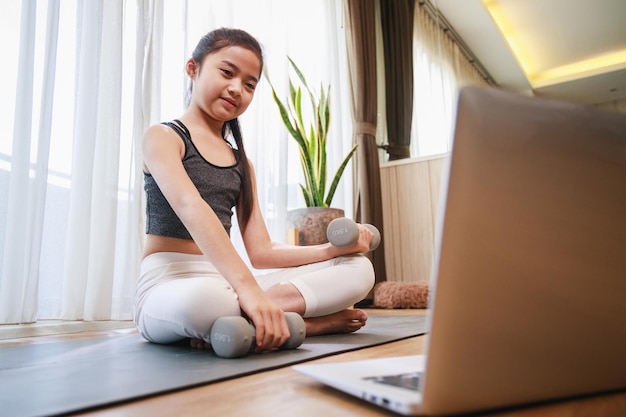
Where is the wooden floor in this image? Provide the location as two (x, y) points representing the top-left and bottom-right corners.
(4, 309), (626, 417)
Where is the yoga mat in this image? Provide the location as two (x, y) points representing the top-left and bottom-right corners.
(0, 314), (428, 417)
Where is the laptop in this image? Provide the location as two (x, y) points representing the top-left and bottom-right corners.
(293, 86), (626, 415)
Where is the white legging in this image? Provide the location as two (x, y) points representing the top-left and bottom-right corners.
(134, 252), (375, 344)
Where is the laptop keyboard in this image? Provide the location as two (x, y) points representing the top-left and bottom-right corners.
(364, 372), (422, 391)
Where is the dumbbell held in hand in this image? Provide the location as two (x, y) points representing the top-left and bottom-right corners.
(326, 217), (381, 251)
(210, 312), (306, 358)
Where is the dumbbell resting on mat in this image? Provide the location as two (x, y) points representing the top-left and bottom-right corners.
(210, 312), (306, 358)
(326, 217), (381, 251)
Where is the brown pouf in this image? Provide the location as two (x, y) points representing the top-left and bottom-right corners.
(373, 281), (430, 309)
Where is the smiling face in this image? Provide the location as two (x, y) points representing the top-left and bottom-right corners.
(186, 45), (262, 123)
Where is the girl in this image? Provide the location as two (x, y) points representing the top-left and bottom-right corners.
(135, 28), (375, 353)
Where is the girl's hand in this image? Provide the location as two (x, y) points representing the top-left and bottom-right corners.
(236, 285), (290, 352)
(354, 224), (376, 253)
(334, 223), (375, 255)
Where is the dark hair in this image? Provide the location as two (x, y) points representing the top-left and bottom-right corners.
(188, 28), (263, 232)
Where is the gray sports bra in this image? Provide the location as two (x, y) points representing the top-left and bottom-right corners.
(144, 120), (243, 239)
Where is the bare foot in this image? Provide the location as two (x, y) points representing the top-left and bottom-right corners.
(190, 309), (368, 348)
(305, 309), (368, 336)
(189, 339), (211, 350)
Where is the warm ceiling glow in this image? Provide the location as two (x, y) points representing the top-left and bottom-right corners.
(481, 0), (533, 77)
(532, 50), (626, 87)
(481, 0), (626, 88)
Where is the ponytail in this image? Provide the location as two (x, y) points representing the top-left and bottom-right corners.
(223, 119), (253, 232)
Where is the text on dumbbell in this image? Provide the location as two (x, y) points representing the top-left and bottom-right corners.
(330, 227), (349, 237)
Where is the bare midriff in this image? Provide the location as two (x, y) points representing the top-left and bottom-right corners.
(143, 234), (203, 258)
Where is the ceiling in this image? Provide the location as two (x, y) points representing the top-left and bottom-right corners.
(433, 0), (626, 105)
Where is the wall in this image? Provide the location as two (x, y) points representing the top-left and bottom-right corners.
(379, 154), (447, 283)
(593, 99), (626, 114)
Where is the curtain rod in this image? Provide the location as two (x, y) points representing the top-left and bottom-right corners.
(418, 0), (497, 86)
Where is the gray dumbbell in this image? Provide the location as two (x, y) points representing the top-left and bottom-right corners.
(210, 312), (306, 359)
(326, 217), (381, 251)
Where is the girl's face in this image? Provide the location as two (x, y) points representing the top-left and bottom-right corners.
(187, 46), (261, 122)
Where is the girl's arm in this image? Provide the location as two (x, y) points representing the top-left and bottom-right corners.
(239, 161), (374, 270)
(142, 124), (289, 351)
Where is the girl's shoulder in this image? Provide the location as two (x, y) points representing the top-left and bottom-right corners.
(144, 121), (189, 143)
(142, 122), (187, 159)
(144, 122), (177, 138)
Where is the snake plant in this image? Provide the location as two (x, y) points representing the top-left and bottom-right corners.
(267, 57), (357, 207)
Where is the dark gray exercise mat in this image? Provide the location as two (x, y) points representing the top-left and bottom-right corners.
(0, 314), (428, 417)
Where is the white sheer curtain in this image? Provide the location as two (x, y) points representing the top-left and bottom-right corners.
(410, 3), (489, 158)
(0, 0), (351, 324)
(0, 0), (153, 323)
(1, 0), (43, 324)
